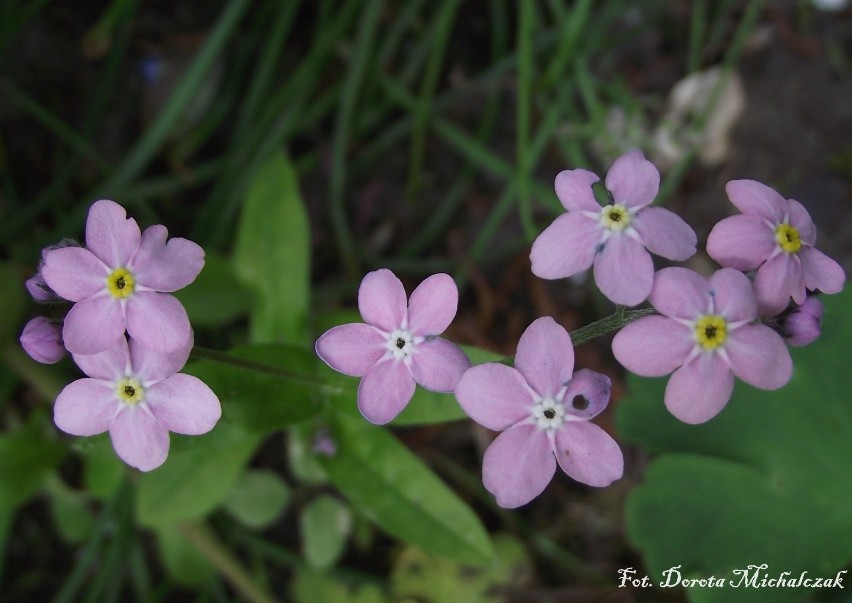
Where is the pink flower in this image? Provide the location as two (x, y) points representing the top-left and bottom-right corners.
(20, 317), (66, 364)
(612, 267), (793, 424)
(315, 269), (470, 425)
(454, 317), (623, 508)
(41, 200), (204, 355)
(530, 150), (697, 306)
(781, 296), (823, 347)
(54, 336), (221, 471)
(707, 180), (845, 316)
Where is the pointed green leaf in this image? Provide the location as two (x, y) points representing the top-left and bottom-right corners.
(223, 469), (291, 530)
(300, 495), (351, 570)
(172, 251), (251, 327)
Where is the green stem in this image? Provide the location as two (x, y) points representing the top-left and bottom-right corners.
(569, 307), (656, 347)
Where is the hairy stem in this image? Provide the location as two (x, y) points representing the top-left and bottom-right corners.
(570, 307), (656, 347)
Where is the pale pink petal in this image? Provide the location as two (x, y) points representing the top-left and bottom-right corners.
(146, 374), (222, 435)
(604, 150), (660, 209)
(482, 424), (555, 508)
(664, 353), (734, 424)
(515, 317), (574, 399)
(130, 336), (192, 383)
(562, 369), (611, 420)
(358, 269), (407, 331)
(726, 324), (793, 390)
(316, 324), (386, 377)
(54, 379), (117, 436)
(800, 246), (845, 294)
(649, 267), (710, 320)
(109, 407), (170, 471)
(63, 296), (126, 355)
(41, 247), (108, 302)
(786, 200), (816, 246)
(554, 169), (601, 212)
(754, 254), (804, 316)
(409, 338), (470, 392)
(530, 213), (599, 280)
(26, 273), (58, 302)
(125, 292), (192, 354)
(407, 273), (458, 336)
(357, 360), (415, 425)
(73, 337), (130, 380)
(612, 316), (693, 376)
(706, 215), (776, 270)
(725, 180), (785, 222)
(593, 235), (654, 306)
(454, 363), (535, 431)
(631, 206), (697, 261)
(131, 225), (205, 292)
(709, 268), (757, 322)
(85, 200), (142, 267)
(554, 422), (623, 487)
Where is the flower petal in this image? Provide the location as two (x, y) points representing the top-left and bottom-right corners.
(131, 225), (205, 292)
(664, 353), (734, 424)
(146, 374), (222, 435)
(514, 317), (574, 399)
(612, 315), (692, 376)
(409, 338), (470, 392)
(530, 212), (599, 280)
(800, 246), (845, 294)
(593, 235), (654, 306)
(554, 422), (623, 487)
(130, 335), (192, 384)
(604, 150), (660, 209)
(357, 360), (415, 424)
(649, 267), (710, 320)
(316, 323), (386, 377)
(709, 268), (757, 322)
(109, 407), (170, 471)
(63, 296), (126, 355)
(54, 379), (117, 436)
(724, 180), (785, 222)
(358, 269), (407, 332)
(125, 292), (193, 354)
(726, 324), (793, 390)
(753, 253), (804, 316)
(407, 273), (458, 336)
(631, 206), (697, 261)
(482, 424), (555, 508)
(41, 247), (108, 302)
(73, 336), (130, 380)
(85, 199), (142, 267)
(554, 169), (601, 212)
(562, 369), (612, 420)
(454, 363), (535, 431)
(706, 215), (776, 271)
(786, 199), (816, 246)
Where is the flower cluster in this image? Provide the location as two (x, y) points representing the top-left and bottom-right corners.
(20, 200), (220, 471)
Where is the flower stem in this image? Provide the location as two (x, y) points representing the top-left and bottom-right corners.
(569, 307), (656, 346)
(190, 345), (333, 390)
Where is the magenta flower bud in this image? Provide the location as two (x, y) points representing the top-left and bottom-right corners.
(783, 297), (823, 347)
(20, 317), (66, 364)
(25, 273), (59, 302)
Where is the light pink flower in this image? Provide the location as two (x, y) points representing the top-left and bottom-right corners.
(54, 336), (221, 471)
(20, 317), (65, 364)
(530, 150), (697, 306)
(781, 296), (823, 347)
(612, 267), (793, 424)
(41, 200), (204, 355)
(315, 269), (470, 425)
(707, 180), (845, 316)
(455, 317), (623, 508)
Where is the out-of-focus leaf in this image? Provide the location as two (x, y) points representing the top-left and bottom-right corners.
(223, 469), (291, 530)
(300, 495), (351, 569)
(617, 288), (852, 603)
(291, 569), (388, 603)
(318, 412), (494, 564)
(0, 421), (65, 514)
(79, 435), (126, 499)
(154, 524), (214, 586)
(288, 425), (328, 484)
(233, 150), (310, 346)
(48, 480), (95, 543)
(0, 262), (27, 343)
(173, 251), (251, 327)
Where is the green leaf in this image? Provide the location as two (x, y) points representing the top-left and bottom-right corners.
(617, 288), (852, 603)
(291, 569), (389, 603)
(223, 469), (291, 530)
(48, 480), (95, 543)
(300, 495), (351, 570)
(154, 525), (214, 586)
(184, 344), (324, 432)
(233, 149), (310, 345)
(0, 421), (65, 514)
(173, 251), (251, 327)
(136, 421), (261, 527)
(318, 412), (494, 564)
(79, 435), (126, 499)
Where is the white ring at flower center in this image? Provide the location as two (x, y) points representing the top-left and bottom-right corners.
(386, 328), (415, 360)
(532, 396), (566, 431)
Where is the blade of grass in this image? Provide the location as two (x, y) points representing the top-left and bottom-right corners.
(688, 0), (709, 72)
(516, 0), (536, 242)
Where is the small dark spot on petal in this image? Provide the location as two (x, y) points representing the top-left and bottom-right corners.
(572, 396), (589, 410)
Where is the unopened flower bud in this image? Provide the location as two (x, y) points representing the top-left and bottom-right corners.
(782, 297), (823, 347)
(20, 317), (66, 364)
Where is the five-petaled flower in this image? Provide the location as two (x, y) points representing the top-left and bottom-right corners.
(707, 180), (845, 316)
(455, 317), (623, 508)
(316, 269), (470, 425)
(41, 200), (204, 355)
(612, 267), (793, 424)
(530, 150), (697, 306)
(54, 336), (221, 471)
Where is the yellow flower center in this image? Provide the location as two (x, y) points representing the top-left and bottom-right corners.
(775, 223), (801, 254)
(106, 267), (135, 298)
(116, 377), (145, 405)
(694, 315), (727, 351)
(600, 204), (632, 231)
